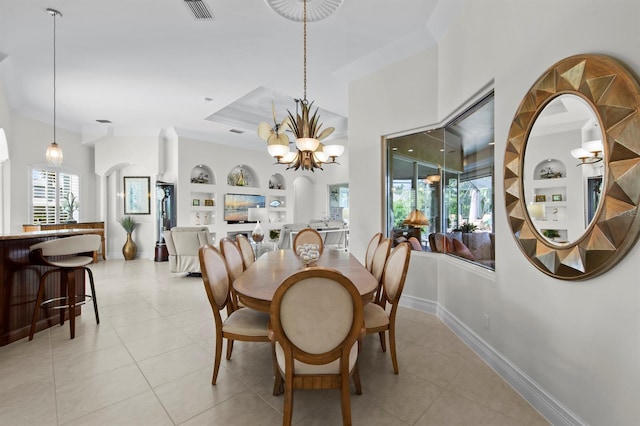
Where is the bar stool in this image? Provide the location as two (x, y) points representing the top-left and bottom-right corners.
(28, 234), (101, 340)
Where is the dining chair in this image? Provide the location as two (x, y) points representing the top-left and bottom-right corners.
(28, 234), (101, 340)
(292, 228), (324, 256)
(364, 232), (382, 272)
(235, 234), (255, 269)
(199, 244), (270, 385)
(364, 242), (411, 374)
(219, 237), (251, 319)
(269, 267), (364, 426)
(370, 237), (392, 303)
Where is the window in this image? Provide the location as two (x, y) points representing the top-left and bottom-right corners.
(386, 92), (494, 268)
(31, 167), (79, 224)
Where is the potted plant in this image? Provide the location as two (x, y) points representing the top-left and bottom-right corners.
(542, 229), (560, 241)
(61, 192), (79, 223)
(456, 222), (477, 233)
(118, 216), (138, 260)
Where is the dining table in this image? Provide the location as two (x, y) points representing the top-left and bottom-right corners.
(233, 249), (378, 312)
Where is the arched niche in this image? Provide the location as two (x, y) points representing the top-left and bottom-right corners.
(190, 164), (215, 185)
(269, 173), (286, 190)
(227, 164), (259, 187)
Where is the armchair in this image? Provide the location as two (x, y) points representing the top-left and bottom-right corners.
(164, 227), (212, 275)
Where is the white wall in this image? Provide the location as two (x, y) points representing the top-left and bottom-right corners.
(349, 1), (640, 424)
(0, 80), (11, 232)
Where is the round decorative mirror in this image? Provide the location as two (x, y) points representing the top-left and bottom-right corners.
(504, 54), (640, 280)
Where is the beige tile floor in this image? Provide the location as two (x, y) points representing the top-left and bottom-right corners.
(0, 258), (549, 426)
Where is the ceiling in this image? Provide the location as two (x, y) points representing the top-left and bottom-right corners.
(0, 0), (452, 151)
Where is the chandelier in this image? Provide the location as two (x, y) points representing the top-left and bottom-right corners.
(258, 0), (344, 172)
(45, 8), (64, 167)
(570, 139), (603, 166)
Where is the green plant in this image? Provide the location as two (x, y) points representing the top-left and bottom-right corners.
(269, 229), (281, 241)
(118, 216), (137, 234)
(458, 222), (477, 233)
(61, 192), (79, 220)
(542, 229), (560, 239)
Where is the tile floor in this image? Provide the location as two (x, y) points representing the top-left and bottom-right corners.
(0, 258), (549, 425)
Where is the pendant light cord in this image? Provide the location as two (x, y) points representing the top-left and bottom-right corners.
(53, 10), (57, 144)
(303, 0), (307, 102)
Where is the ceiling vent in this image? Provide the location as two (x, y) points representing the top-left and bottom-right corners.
(229, 129), (244, 134)
(183, 0), (214, 21)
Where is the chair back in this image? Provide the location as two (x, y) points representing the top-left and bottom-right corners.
(292, 228), (324, 256)
(219, 237), (244, 282)
(408, 237), (423, 251)
(270, 267), (363, 368)
(235, 234), (255, 268)
(380, 242), (411, 307)
(198, 245), (231, 323)
(364, 232), (383, 271)
(30, 234), (101, 257)
(370, 238), (392, 282)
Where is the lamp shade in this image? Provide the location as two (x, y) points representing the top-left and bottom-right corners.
(570, 147), (592, 160)
(281, 151), (298, 164)
(403, 209), (429, 227)
(582, 139), (603, 153)
(248, 207), (269, 223)
(323, 144), (344, 158)
(295, 137), (320, 151)
(46, 142), (63, 166)
(268, 143), (290, 158)
(314, 143), (328, 163)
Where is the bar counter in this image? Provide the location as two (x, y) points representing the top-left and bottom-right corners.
(0, 229), (99, 345)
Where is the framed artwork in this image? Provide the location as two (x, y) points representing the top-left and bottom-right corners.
(204, 199), (214, 206)
(123, 176), (150, 215)
(193, 199), (200, 206)
(535, 195), (546, 202)
(552, 194), (562, 202)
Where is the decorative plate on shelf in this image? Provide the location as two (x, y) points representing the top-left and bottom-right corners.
(269, 200), (282, 207)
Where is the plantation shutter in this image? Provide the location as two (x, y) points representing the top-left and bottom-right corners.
(31, 169), (80, 224)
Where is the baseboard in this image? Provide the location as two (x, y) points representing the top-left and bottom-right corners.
(399, 294), (438, 314)
(404, 297), (586, 426)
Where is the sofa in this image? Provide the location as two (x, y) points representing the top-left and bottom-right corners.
(164, 227), (213, 274)
(428, 231), (495, 267)
(276, 220), (347, 250)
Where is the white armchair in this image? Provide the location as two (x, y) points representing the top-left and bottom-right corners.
(164, 227), (212, 275)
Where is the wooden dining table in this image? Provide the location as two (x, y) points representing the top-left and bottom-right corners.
(233, 249), (378, 312)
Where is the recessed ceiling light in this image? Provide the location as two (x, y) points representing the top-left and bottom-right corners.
(392, 147), (398, 151)
(408, 149), (414, 152)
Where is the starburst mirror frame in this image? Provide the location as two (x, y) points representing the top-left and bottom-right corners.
(505, 54), (640, 280)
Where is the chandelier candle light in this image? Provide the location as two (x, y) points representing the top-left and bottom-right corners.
(45, 8), (64, 167)
(258, 0), (344, 172)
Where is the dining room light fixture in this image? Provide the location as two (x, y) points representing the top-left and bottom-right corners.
(570, 139), (603, 165)
(45, 8), (63, 167)
(258, 0), (341, 172)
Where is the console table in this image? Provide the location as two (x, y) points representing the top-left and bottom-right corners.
(23, 222), (106, 262)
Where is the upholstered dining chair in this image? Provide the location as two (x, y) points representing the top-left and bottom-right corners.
(292, 228), (324, 256)
(235, 234), (255, 269)
(269, 267), (364, 426)
(219, 237), (245, 312)
(370, 237), (392, 303)
(198, 244), (270, 385)
(28, 234), (101, 340)
(364, 242), (411, 374)
(364, 232), (382, 272)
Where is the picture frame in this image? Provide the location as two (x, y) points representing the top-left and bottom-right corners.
(123, 176), (151, 215)
(204, 199), (214, 207)
(552, 194), (562, 202)
(535, 195), (546, 202)
(192, 199), (200, 206)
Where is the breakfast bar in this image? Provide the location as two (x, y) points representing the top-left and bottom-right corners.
(0, 229), (98, 345)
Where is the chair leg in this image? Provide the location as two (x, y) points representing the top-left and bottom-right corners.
(378, 331), (386, 352)
(84, 267), (100, 324)
(389, 325), (398, 374)
(67, 269), (76, 339)
(340, 373), (352, 426)
(226, 339), (234, 360)
(352, 363), (362, 395)
(59, 272), (68, 327)
(29, 274), (49, 341)
(212, 331), (223, 385)
(283, 374), (294, 426)
(272, 343), (283, 396)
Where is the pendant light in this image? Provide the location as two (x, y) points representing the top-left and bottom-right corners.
(45, 8), (63, 167)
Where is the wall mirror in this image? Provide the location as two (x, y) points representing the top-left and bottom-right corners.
(505, 54), (640, 280)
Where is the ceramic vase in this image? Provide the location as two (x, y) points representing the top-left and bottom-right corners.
(122, 232), (137, 260)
